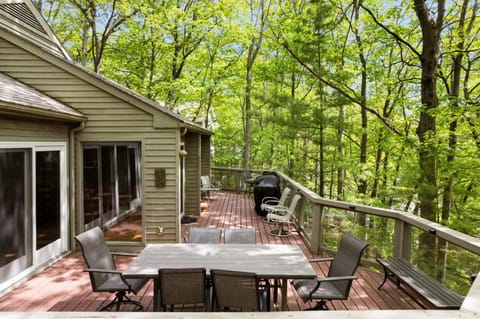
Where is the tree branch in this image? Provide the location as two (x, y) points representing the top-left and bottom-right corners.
(282, 40), (403, 137)
(360, 4), (422, 59)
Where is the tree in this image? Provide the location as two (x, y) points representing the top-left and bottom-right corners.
(69, 0), (139, 72)
(242, 0), (272, 171)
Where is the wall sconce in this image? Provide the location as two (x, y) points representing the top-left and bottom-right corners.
(179, 150), (188, 157)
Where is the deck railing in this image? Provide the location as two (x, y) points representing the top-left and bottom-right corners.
(3, 168), (480, 319)
(212, 167), (480, 296)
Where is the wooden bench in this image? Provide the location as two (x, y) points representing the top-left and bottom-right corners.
(377, 258), (464, 309)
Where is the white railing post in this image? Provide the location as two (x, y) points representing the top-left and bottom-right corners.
(310, 202), (324, 254)
(394, 219), (412, 260)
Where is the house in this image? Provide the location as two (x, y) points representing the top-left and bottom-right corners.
(0, 0), (212, 293)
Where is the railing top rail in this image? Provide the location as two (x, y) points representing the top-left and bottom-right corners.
(214, 167), (480, 256)
(277, 171), (480, 256)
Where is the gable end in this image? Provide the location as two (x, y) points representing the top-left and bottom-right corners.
(0, 2), (46, 35)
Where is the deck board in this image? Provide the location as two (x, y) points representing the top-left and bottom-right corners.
(0, 191), (425, 312)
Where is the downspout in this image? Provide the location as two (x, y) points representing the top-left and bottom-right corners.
(179, 126), (188, 223)
(68, 120), (86, 250)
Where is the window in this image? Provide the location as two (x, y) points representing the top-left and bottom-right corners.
(83, 143), (141, 240)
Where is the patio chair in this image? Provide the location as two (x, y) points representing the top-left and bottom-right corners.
(243, 168), (255, 194)
(74, 227), (147, 312)
(291, 233), (369, 310)
(201, 175), (220, 199)
(224, 228), (256, 244)
(261, 187), (291, 218)
(158, 268), (208, 311)
(210, 269), (270, 312)
(184, 227), (222, 243)
(265, 194), (302, 237)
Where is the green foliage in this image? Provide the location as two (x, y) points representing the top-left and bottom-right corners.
(39, 0), (480, 240)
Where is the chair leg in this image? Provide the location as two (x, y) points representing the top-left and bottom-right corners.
(124, 294), (144, 311)
(98, 291), (144, 312)
(306, 300), (328, 311)
(269, 223), (293, 237)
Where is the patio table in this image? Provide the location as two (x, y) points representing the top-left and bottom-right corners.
(122, 243), (316, 311)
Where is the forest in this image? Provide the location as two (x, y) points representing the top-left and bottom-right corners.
(35, 0), (480, 238)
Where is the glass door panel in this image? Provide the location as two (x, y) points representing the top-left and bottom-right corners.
(0, 149), (31, 282)
(83, 148), (100, 228)
(35, 151), (60, 249)
(129, 146), (139, 203)
(101, 146), (115, 224)
(117, 146), (131, 211)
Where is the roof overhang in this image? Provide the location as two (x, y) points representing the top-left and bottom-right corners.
(0, 101), (86, 122)
(0, 72), (87, 123)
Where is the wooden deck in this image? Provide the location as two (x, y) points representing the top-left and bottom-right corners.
(0, 191), (425, 312)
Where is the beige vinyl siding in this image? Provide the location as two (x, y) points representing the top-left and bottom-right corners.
(142, 131), (180, 243)
(0, 117), (69, 141)
(1, 37), (183, 244)
(184, 132), (201, 216)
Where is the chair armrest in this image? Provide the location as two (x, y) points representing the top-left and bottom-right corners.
(309, 275), (358, 299)
(316, 275), (357, 283)
(308, 257), (334, 263)
(268, 205), (289, 213)
(112, 252), (139, 257)
(261, 196), (279, 204)
(83, 268), (123, 275)
(84, 268), (133, 289)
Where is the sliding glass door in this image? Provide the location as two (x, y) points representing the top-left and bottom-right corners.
(0, 144), (67, 286)
(83, 143), (141, 233)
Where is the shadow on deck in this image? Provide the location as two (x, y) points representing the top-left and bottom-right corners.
(0, 191), (424, 312)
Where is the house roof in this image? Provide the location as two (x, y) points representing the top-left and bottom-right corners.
(0, 0), (212, 135)
(0, 72), (87, 122)
(0, 0), (70, 59)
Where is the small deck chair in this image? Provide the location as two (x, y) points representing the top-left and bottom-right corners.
(265, 194), (302, 237)
(201, 175), (220, 199)
(211, 269), (270, 312)
(184, 227), (222, 243)
(224, 228), (256, 244)
(158, 268), (208, 311)
(291, 233), (369, 310)
(75, 227), (147, 311)
(261, 187), (291, 218)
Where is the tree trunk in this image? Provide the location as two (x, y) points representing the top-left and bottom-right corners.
(414, 0), (445, 271)
(336, 104), (345, 200)
(441, 0), (470, 222)
(242, 0), (271, 171)
(243, 60), (253, 170)
(414, 0), (444, 221)
(354, 0), (368, 195)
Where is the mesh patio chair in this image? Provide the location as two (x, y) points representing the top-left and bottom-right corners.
(291, 233), (369, 310)
(265, 194), (302, 237)
(184, 227), (222, 243)
(201, 175), (220, 199)
(75, 227), (147, 311)
(224, 228), (256, 244)
(261, 187), (291, 216)
(158, 268), (208, 312)
(210, 269), (270, 312)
